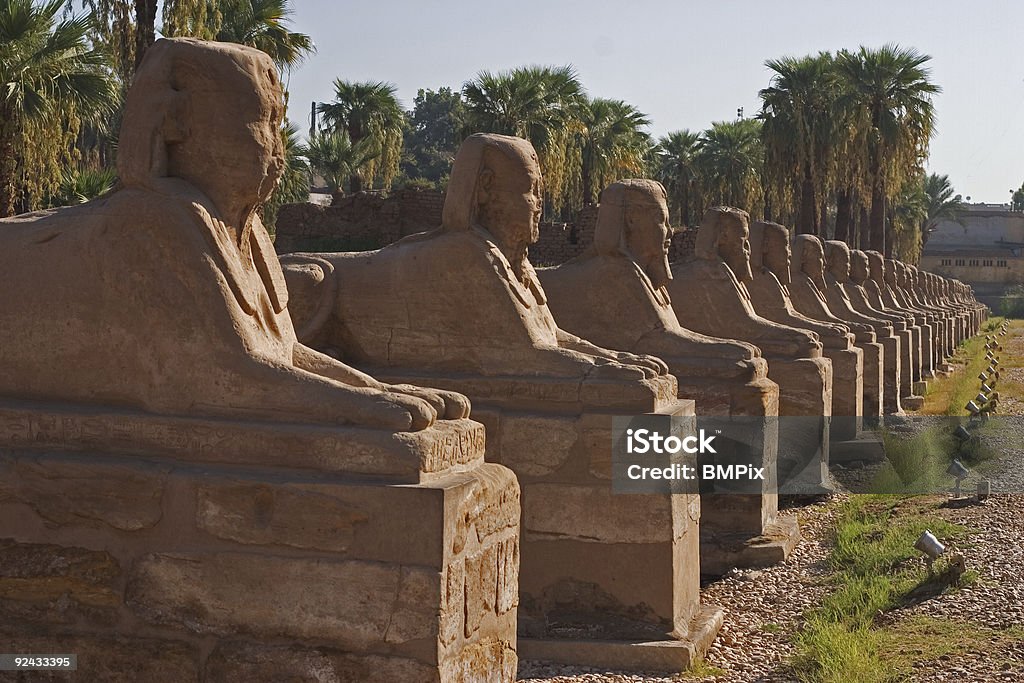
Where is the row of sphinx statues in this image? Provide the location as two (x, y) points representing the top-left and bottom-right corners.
(0, 40), (985, 681)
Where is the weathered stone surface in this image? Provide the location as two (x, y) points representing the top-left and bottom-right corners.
(0, 37), (473, 453)
(0, 631), (198, 683)
(0, 455), (165, 531)
(205, 642), (437, 683)
(126, 553), (438, 650)
(0, 540), (121, 624)
(495, 414), (577, 477)
(196, 482), (370, 551)
(522, 484), (675, 544)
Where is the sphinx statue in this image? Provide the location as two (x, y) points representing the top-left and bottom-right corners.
(538, 180), (798, 574)
(861, 250), (927, 385)
(846, 250), (919, 405)
(667, 207), (833, 491)
(877, 254), (937, 379)
(822, 240), (903, 414)
(897, 262), (951, 369)
(746, 221), (863, 441)
(283, 135), (722, 669)
(789, 236), (884, 421)
(0, 39), (520, 681)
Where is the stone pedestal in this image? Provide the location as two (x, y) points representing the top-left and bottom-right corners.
(0, 401), (519, 683)
(372, 372), (723, 667)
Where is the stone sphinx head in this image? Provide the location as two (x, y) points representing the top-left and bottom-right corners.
(593, 179), (673, 289)
(749, 221), (792, 285)
(865, 250), (885, 285)
(824, 240), (852, 283)
(884, 258), (899, 287)
(118, 38), (285, 231)
(849, 250), (871, 285)
(442, 133), (543, 279)
(695, 206), (753, 282)
(793, 234), (826, 280)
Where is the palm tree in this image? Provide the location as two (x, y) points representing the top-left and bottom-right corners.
(215, 0), (314, 70)
(920, 173), (964, 247)
(656, 130), (701, 226)
(696, 118), (764, 215)
(462, 65), (585, 214)
(318, 80), (404, 192)
(0, 0), (117, 216)
(835, 45), (939, 256)
(306, 130), (380, 203)
(888, 178), (928, 262)
(759, 53), (837, 236)
(577, 97), (650, 206)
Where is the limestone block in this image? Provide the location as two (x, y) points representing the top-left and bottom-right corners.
(0, 540), (120, 625)
(0, 631), (198, 683)
(0, 455), (166, 531)
(126, 553), (438, 651)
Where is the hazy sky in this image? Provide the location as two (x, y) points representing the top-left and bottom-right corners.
(280, 0), (1023, 204)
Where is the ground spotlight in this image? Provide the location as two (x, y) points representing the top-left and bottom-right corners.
(977, 479), (991, 502)
(981, 383), (993, 394)
(954, 425), (971, 440)
(979, 372), (988, 381)
(915, 530), (946, 572)
(976, 392), (989, 404)
(947, 459), (970, 498)
(966, 400), (981, 415)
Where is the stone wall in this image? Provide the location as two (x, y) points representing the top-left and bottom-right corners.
(0, 441), (520, 682)
(276, 191), (699, 265)
(274, 189), (446, 253)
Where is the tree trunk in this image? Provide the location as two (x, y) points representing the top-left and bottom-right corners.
(858, 205), (870, 251)
(835, 188), (852, 244)
(869, 179), (886, 254)
(581, 153), (594, 206)
(0, 111), (18, 218)
(819, 193), (829, 238)
(680, 183), (690, 227)
(797, 169), (816, 235)
(134, 0), (157, 71)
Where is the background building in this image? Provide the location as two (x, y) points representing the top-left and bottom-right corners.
(920, 204), (1024, 309)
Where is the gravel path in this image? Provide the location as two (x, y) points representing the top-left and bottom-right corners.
(518, 499), (840, 683)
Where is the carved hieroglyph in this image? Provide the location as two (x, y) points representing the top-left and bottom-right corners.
(0, 39), (519, 683)
(539, 181), (797, 575)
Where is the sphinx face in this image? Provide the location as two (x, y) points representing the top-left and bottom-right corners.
(827, 246), (850, 283)
(476, 147), (544, 254)
(169, 56), (286, 208)
(884, 260), (898, 286)
(867, 252), (885, 283)
(625, 197), (673, 290)
(850, 252), (870, 284)
(763, 229), (792, 285)
(801, 240), (826, 278)
(720, 214), (754, 282)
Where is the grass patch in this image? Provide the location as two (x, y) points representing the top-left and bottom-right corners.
(870, 423), (996, 494)
(790, 496), (970, 683)
(877, 616), (1024, 672)
(673, 660), (728, 679)
(918, 317), (1004, 416)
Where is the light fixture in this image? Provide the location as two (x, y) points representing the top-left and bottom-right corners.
(982, 383), (993, 394)
(976, 392), (989, 404)
(987, 365), (996, 374)
(977, 479), (991, 502)
(979, 372), (989, 381)
(954, 425), (971, 440)
(916, 530), (946, 573)
(966, 400), (981, 415)
(947, 459), (970, 499)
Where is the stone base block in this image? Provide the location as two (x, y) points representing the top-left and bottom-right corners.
(518, 604), (723, 673)
(0, 415), (518, 683)
(830, 431), (886, 466)
(912, 381), (929, 396)
(823, 346), (863, 442)
(699, 515), (801, 576)
(902, 395), (925, 411)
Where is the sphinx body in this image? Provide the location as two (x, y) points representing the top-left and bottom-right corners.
(846, 249), (919, 403)
(861, 250), (927, 384)
(788, 236), (885, 422)
(746, 222), (864, 441)
(874, 252), (937, 380)
(821, 240), (903, 414)
(0, 39), (520, 682)
(283, 134), (723, 665)
(896, 262), (950, 369)
(539, 181), (796, 574)
(667, 208), (832, 491)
